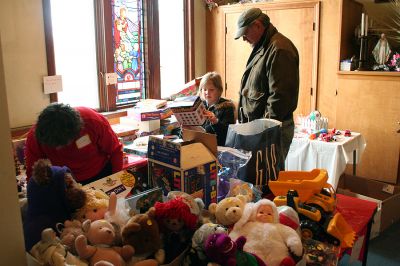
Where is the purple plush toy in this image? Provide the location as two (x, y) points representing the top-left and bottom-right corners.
(204, 233), (266, 266)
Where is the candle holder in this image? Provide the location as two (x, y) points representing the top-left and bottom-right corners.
(358, 36), (369, 71)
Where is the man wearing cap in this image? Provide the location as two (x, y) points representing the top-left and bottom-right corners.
(235, 7), (299, 163)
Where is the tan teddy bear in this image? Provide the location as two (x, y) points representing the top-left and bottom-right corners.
(208, 195), (247, 231)
(75, 219), (134, 266)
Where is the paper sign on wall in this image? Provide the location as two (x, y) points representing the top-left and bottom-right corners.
(43, 75), (63, 94)
(106, 73), (118, 85)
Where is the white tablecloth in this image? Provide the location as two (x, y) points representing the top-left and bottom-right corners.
(285, 131), (366, 189)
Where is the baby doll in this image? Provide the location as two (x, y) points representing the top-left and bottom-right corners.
(229, 199), (303, 266)
(154, 196), (200, 263)
(24, 159), (87, 252)
(74, 188), (110, 222)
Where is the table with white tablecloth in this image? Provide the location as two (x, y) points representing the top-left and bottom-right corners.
(285, 131), (366, 189)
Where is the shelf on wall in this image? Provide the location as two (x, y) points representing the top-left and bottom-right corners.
(337, 70), (400, 77)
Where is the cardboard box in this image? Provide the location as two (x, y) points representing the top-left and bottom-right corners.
(337, 174), (400, 239)
(147, 130), (218, 207)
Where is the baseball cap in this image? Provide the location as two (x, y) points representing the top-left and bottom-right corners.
(234, 8), (262, 40)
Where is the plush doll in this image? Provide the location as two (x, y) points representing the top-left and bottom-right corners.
(56, 219), (84, 255)
(74, 188), (110, 222)
(229, 199), (303, 266)
(75, 219), (135, 266)
(154, 196), (200, 263)
(183, 223), (228, 266)
(121, 207), (164, 265)
(204, 233), (266, 266)
(30, 228), (87, 266)
(208, 195), (247, 231)
(24, 159), (87, 251)
(166, 191), (209, 225)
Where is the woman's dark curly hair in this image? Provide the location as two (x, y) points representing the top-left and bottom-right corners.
(35, 103), (83, 147)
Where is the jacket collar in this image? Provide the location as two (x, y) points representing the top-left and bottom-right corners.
(245, 23), (278, 71)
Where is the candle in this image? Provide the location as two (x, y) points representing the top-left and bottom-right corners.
(365, 14), (368, 36)
(361, 13), (365, 36)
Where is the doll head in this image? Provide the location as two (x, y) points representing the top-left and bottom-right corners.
(234, 199), (279, 231)
(154, 196), (199, 232)
(256, 204), (274, 223)
(74, 189), (109, 222)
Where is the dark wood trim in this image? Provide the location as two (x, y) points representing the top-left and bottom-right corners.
(103, 0), (117, 111)
(184, 0), (195, 82)
(145, 0), (161, 99)
(42, 0), (58, 103)
(94, 0), (107, 111)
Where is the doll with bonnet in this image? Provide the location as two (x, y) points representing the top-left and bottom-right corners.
(74, 188), (109, 222)
(229, 199), (303, 266)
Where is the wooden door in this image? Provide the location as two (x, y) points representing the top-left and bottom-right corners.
(207, 1), (320, 120)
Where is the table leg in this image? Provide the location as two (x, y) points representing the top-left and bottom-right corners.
(353, 150), (357, 176)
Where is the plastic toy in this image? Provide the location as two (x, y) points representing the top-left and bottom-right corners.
(344, 129), (351, 137)
(269, 169), (356, 248)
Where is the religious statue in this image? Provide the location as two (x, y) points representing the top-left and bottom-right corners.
(372, 33), (391, 65)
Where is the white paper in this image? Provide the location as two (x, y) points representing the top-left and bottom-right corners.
(43, 75), (63, 94)
(105, 72), (118, 85)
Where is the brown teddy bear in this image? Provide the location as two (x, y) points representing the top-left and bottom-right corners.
(75, 219), (134, 266)
(208, 195), (247, 231)
(122, 207), (164, 265)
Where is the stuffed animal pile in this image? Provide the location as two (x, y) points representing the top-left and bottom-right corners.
(25, 160), (305, 266)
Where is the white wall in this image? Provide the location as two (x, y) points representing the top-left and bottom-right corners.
(0, 34), (27, 265)
(0, 0), (50, 128)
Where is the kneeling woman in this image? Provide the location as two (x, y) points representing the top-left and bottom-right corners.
(200, 72), (235, 146)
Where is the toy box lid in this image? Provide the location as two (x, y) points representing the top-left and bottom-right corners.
(147, 130), (217, 169)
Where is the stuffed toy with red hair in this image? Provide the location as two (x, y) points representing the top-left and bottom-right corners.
(154, 196), (200, 263)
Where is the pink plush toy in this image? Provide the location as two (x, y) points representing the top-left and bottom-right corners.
(229, 199), (303, 266)
(204, 233), (266, 266)
(75, 219), (134, 266)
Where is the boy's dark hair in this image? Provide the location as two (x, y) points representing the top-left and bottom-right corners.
(35, 103), (83, 147)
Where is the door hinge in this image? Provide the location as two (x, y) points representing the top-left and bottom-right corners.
(225, 26), (227, 34)
(225, 82), (228, 96)
(310, 87), (313, 96)
(313, 22), (315, 31)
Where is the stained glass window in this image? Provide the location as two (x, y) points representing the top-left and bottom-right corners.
(112, 0), (145, 106)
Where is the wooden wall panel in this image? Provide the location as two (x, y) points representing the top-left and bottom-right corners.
(337, 74), (400, 183)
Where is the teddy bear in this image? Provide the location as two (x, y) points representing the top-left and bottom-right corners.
(229, 199), (303, 266)
(23, 159), (87, 251)
(154, 195), (200, 263)
(75, 219), (135, 266)
(182, 223), (228, 266)
(208, 195), (247, 231)
(204, 233), (266, 266)
(121, 207), (164, 265)
(56, 219), (84, 255)
(30, 228), (87, 266)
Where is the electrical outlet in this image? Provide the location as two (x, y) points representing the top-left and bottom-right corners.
(382, 184), (394, 194)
